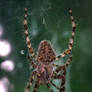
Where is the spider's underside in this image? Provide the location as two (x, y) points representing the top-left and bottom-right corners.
(24, 8), (76, 92)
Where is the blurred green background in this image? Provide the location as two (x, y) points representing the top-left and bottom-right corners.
(0, 0), (92, 92)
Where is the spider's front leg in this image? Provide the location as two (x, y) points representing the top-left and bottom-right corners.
(24, 8), (37, 67)
(56, 8), (76, 60)
(24, 8), (36, 58)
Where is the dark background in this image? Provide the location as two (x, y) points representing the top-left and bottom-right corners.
(0, 0), (92, 92)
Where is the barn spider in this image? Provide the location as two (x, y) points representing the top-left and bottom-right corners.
(24, 8), (76, 92)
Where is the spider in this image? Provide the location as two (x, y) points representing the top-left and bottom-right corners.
(24, 8), (76, 92)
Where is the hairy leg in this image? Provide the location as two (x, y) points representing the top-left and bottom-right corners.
(52, 68), (66, 92)
(25, 71), (37, 92)
(59, 67), (66, 92)
(53, 54), (72, 92)
(54, 54), (72, 72)
(33, 81), (40, 92)
(24, 8), (35, 58)
(56, 8), (76, 60)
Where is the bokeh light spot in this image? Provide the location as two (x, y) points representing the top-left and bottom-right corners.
(0, 77), (9, 92)
(0, 60), (15, 72)
(0, 40), (11, 57)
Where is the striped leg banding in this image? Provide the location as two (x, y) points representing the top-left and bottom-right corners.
(56, 8), (76, 60)
(68, 8), (76, 51)
(25, 71), (37, 92)
(24, 8), (35, 58)
(33, 82), (39, 92)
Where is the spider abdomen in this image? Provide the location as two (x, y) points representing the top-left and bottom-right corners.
(37, 63), (53, 83)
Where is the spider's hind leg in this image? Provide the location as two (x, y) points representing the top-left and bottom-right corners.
(46, 84), (54, 92)
(59, 67), (66, 92)
(53, 68), (66, 92)
(50, 81), (60, 90)
(25, 71), (37, 92)
(56, 8), (76, 60)
(33, 81), (40, 92)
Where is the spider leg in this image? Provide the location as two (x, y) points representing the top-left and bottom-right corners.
(55, 65), (65, 73)
(33, 81), (40, 92)
(53, 64), (61, 67)
(55, 54), (72, 73)
(56, 8), (76, 60)
(50, 81), (60, 89)
(53, 73), (65, 79)
(28, 55), (37, 68)
(53, 54), (72, 92)
(65, 54), (72, 67)
(25, 71), (37, 92)
(53, 67), (66, 92)
(59, 67), (66, 92)
(46, 83), (54, 92)
(24, 8), (35, 58)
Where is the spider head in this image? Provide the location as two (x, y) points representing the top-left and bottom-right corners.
(37, 40), (56, 64)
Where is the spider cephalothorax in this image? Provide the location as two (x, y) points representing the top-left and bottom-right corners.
(37, 40), (56, 64)
(24, 8), (76, 92)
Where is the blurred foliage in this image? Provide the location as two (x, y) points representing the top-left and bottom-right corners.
(0, 0), (92, 92)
